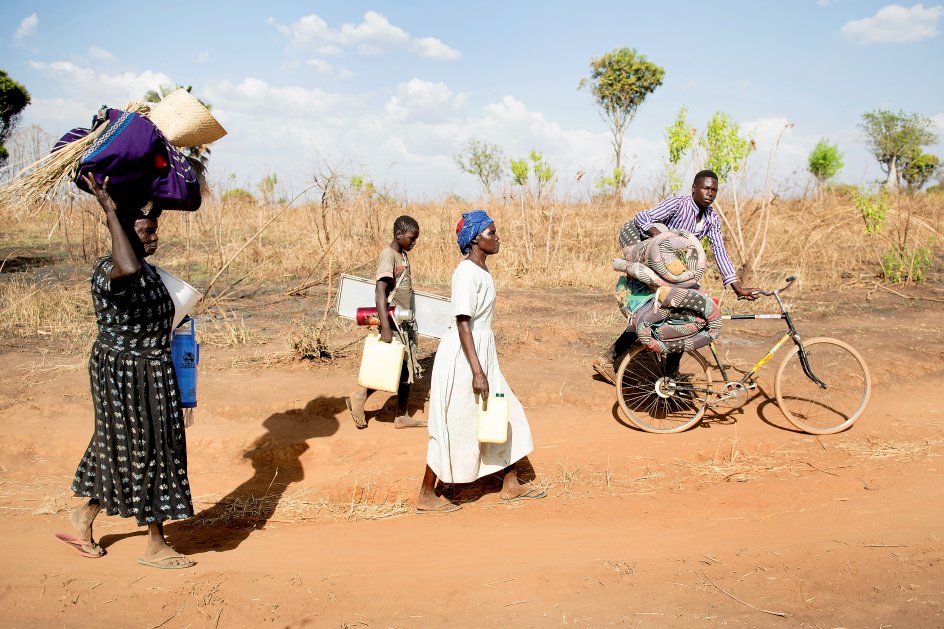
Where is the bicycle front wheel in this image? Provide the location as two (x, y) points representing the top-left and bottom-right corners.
(616, 347), (711, 433)
(775, 337), (871, 435)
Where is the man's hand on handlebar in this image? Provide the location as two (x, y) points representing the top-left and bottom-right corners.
(731, 281), (760, 301)
(738, 275), (797, 299)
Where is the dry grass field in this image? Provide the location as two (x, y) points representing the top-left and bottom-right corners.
(3, 187), (942, 348)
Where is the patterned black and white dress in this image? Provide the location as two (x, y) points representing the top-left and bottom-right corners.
(71, 257), (193, 526)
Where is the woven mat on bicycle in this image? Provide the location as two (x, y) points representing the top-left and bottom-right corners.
(630, 286), (722, 354)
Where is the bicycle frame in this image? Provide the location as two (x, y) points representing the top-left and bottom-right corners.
(705, 279), (827, 390)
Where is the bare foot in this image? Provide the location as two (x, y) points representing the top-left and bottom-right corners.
(415, 492), (460, 514)
(394, 414), (427, 429)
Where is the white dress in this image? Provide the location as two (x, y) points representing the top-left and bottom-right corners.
(426, 260), (534, 483)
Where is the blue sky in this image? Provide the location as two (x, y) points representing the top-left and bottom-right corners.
(2, 1), (942, 199)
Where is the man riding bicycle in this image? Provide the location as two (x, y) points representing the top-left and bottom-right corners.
(594, 169), (759, 384)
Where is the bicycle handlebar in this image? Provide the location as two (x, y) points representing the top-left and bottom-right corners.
(736, 275), (796, 300)
(754, 275), (796, 297)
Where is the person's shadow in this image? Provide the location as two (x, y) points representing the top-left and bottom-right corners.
(165, 396), (342, 554)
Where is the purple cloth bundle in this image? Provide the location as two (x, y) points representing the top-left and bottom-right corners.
(54, 108), (202, 211)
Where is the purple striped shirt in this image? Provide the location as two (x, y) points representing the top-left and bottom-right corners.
(634, 195), (739, 286)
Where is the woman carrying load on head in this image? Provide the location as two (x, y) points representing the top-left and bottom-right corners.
(50, 90), (225, 568)
(415, 209), (545, 513)
(54, 174), (197, 568)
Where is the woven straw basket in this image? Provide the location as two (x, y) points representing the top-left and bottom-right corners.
(147, 88), (227, 147)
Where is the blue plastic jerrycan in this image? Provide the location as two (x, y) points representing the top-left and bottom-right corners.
(171, 316), (199, 408)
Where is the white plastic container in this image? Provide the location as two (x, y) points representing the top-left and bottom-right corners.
(478, 392), (509, 444)
(357, 333), (406, 392)
(155, 266), (202, 329)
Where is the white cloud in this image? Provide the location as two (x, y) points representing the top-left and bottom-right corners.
(411, 36), (462, 60)
(841, 3), (944, 43)
(267, 15), (341, 56)
(28, 61), (173, 106)
(742, 117), (795, 141)
(21, 97), (89, 128)
(385, 79), (467, 123)
(191, 76), (617, 198)
(735, 117), (829, 193)
(202, 77), (361, 122)
(19, 63), (173, 143)
(14, 13), (38, 44)
(337, 11), (409, 53)
(196, 51), (210, 64)
(269, 11), (461, 60)
(88, 46), (114, 61)
(931, 112), (944, 129)
(305, 59), (334, 75)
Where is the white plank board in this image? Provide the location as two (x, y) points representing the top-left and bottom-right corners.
(336, 274), (453, 339)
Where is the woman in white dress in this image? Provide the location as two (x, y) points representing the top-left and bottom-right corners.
(416, 209), (545, 513)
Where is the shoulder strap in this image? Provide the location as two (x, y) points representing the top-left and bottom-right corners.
(386, 250), (408, 305)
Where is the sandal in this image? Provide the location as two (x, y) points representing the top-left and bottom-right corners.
(501, 487), (547, 503)
(54, 532), (105, 558)
(415, 502), (461, 514)
(346, 397), (367, 429)
(394, 415), (427, 429)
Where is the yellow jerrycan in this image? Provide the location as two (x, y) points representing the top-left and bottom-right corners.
(477, 392), (509, 444)
(357, 332), (406, 392)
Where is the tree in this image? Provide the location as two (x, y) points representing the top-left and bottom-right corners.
(508, 150), (559, 263)
(696, 111), (758, 273)
(509, 158), (528, 188)
(665, 107), (696, 193)
(901, 151), (940, 192)
(702, 112), (752, 184)
(0, 70), (31, 166)
(529, 150), (555, 201)
(144, 84), (214, 170)
(807, 139), (844, 190)
(578, 48), (664, 198)
(454, 139), (504, 195)
(859, 110), (937, 191)
(258, 173), (279, 206)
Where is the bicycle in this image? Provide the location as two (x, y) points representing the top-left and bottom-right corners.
(615, 276), (871, 435)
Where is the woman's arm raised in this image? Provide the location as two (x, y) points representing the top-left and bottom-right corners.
(81, 174), (140, 281)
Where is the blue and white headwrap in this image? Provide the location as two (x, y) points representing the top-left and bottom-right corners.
(455, 209), (494, 255)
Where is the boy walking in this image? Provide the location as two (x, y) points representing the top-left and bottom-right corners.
(347, 215), (426, 429)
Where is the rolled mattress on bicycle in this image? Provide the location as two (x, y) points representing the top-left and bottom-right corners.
(612, 224), (719, 354)
(620, 227), (707, 289)
(630, 285), (722, 354)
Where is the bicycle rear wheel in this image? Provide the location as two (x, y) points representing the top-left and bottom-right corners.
(775, 337), (871, 435)
(616, 347), (711, 433)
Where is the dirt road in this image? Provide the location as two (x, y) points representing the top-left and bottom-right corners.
(1, 288), (942, 627)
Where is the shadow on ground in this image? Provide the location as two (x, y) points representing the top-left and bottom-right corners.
(166, 396), (343, 554)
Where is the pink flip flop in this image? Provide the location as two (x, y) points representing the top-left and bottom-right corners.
(54, 532), (105, 558)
